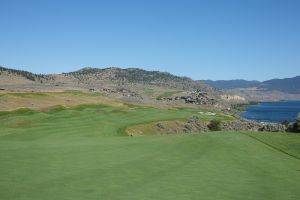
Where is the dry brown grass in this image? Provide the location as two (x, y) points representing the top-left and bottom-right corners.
(0, 91), (123, 111)
(126, 120), (187, 136)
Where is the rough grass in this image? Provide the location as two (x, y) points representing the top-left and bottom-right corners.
(91, 92), (105, 96)
(126, 119), (187, 136)
(0, 92), (50, 97)
(0, 92), (121, 111)
(63, 90), (83, 94)
(143, 88), (155, 95)
(0, 105), (300, 200)
(157, 91), (182, 99)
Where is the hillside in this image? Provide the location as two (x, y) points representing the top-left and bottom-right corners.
(1, 66), (233, 108)
(67, 67), (196, 88)
(203, 76), (300, 101)
(258, 76), (300, 94)
(204, 76), (300, 94)
(204, 80), (260, 90)
(0, 66), (209, 90)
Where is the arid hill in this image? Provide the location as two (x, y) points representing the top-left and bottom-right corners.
(0, 66), (246, 109)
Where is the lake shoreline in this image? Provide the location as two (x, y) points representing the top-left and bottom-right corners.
(240, 101), (300, 123)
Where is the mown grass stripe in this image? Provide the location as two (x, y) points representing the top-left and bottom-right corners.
(245, 133), (300, 161)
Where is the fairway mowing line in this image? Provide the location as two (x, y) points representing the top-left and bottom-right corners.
(245, 133), (300, 161)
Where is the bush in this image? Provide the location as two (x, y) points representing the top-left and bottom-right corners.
(281, 120), (290, 128)
(208, 119), (221, 131)
(286, 113), (300, 133)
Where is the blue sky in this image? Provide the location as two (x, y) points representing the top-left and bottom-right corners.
(0, 0), (299, 81)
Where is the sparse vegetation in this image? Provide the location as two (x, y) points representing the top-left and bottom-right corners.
(64, 90), (83, 94)
(156, 91), (182, 99)
(0, 66), (46, 81)
(143, 88), (155, 95)
(0, 92), (121, 111)
(63, 67), (199, 89)
(0, 66), (219, 109)
(92, 92), (105, 96)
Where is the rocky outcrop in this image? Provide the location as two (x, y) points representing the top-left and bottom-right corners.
(220, 121), (261, 131)
(220, 121), (286, 132)
(157, 89), (218, 106)
(155, 116), (209, 134)
(221, 94), (246, 102)
(155, 116), (286, 134)
(258, 123), (286, 132)
(183, 116), (209, 133)
(128, 115), (288, 136)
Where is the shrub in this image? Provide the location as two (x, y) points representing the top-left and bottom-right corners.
(208, 119), (221, 131)
(281, 120), (290, 128)
(286, 113), (300, 133)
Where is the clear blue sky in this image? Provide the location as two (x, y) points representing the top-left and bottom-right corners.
(0, 0), (299, 81)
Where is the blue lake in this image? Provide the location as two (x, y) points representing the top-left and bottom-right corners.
(240, 101), (300, 123)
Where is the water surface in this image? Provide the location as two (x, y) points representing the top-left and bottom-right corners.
(241, 101), (300, 123)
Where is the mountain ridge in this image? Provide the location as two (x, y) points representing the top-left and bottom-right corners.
(1, 65), (299, 103)
(204, 76), (300, 94)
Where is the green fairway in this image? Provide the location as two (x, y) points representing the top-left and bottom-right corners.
(0, 105), (300, 200)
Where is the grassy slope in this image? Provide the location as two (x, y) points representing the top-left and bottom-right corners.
(157, 91), (182, 99)
(0, 105), (229, 137)
(0, 91), (116, 111)
(0, 105), (300, 200)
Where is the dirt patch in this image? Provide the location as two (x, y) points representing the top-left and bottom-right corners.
(7, 119), (33, 128)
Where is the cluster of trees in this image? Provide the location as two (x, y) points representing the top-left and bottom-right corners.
(67, 67), (194, 88)
(288, 114), (300, 132)
(0, 66), (44, 81)
(282, 113), (300, 133)
(114, 68), (186, 83)
(67, 67), (104, 75)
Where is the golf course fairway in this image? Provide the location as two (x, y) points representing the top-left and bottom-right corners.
(0, 104), (299, 200)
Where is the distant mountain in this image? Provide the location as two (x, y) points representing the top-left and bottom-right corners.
(204, 76), (300, 94)
(258, 76), (300, 94)
(204, 80), (260, 90)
